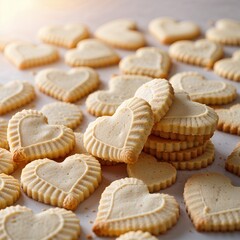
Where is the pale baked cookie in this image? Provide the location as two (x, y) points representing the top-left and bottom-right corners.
(169, 39), (223, 68)
(38, 24), (89, 48)
(4, 42), (59, 69)
(93, 178), (179, 236)
(149, 17), (200, 44)
(0, 37), (19, 52)
(116, 231), (158, 240)
(127, 153), (177, 192)
(184, 172), (240, 231)
(170, 72), (237, 105)
(119, 47), (171, 78)
(65, 39), (120, 67)
(8, 109), (75, 163)
(84, 97), (154, 164)
(36, 67), (99, 102)
(95, 19), (145, 50)
(86, 75), (152, 117)
(0, 118), (8, 149)
(0, 148), (16, 174)
(41, 102), (83, 129)
(0, 205), (80, 239)
(214, 50), (240, 82)
(206, 19), (240, 46)
(0, 174), (20, 209)
(0, 80), (35, 115)
(226, 144), (240, 176)
(21, 154), (101, 210)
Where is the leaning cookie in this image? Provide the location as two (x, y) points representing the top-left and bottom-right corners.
(116, 231), (158, 240)
(0, 148), (16, 174)
(225, 144), (240, 176)
(0, 119), (8, 149)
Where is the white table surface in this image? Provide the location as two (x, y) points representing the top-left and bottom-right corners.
(0, 0), (240, 239)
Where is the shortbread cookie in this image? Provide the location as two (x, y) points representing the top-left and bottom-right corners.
(214, 50), (240, 82)
(41, 102), (83, 129)
(184, 172), (240, 231)
(0, 148), (16, 174)
(65, 39), (120, 67)
(36, 67), (99, 102)
(38, 24), (89, 48)
(93, 178), (179, 236)
(206, 19), (240, 46)
(119, 47), (171, 78)
(86, 75), (152, 117)
(216, 104), (240, 135)
(116, 231), (158, 240)
(95, 19), (145, 50)
(8, 109), (75, 163)
(171, 140), (214, 170)
(0, 80), (35, 115)
(226, 144), (240, 176)
(21, 154), (101, 210)
(0, 205), (80, 239)
(0, 38), (19, 52)
(169, 39), (223, 68)
(0, 118), (8, 149)
(0, 174), (20, 209)
(127, 153), (176, 192)
(84, 97), (154, 164)
(149, 17), (200, 44)
(170, 72), (237, 105)
(4, 42), (59, 69)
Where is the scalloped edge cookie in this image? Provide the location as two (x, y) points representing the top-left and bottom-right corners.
(116, 231), (158, 240)
(225, 144), (240, 176)
(0, 118), (8, 149)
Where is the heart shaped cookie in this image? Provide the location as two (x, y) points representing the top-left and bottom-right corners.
(86, 75), (152, 117)
(8, 109), (75, 163)
(226, 144), (240, 176)
(0, 118), (8, 149)
(84, 97), (154, 164)
(95, 19), (145, 50)
(93, 178), (179, 236)
(184, 172), (240, 231)
(0, 80), (35, 115)
(149, 17), (200, 44)
(116, 231), (158, 240)
(0, 148), (16, 174)
(0, 205), (80, 239)
(169, 39), (223, 68)
(214, 50), (240, 82)
(170, 71), (237, 104)
(119, 47), (171, 78)
(38, 24), (89, 48)
(4, 42), (59, 69)
(206, 19), (240, 45)
(36, 67), (99, 102)
(65, 39), (120, 67)
(21, 153), (101, 210)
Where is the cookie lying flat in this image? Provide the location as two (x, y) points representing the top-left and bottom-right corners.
(36, 67), (99, 102)
(116, 231), (158, 240)
(214, 50), (240, 82)
(119, 47), (171, 78)
(149, 17), (200, 44)
(86, 75), (152, 117)
(226, 144), (240, 176)
(169, 39), (223, 68)
(4, 42), (59, 69)
(8, 109), (75, 163)
(0, 148), (16, 174)
(38, 24), (89, 48)
(170, 72), (237, 105)
(0, 174), (20, 209)
(65, 39), (120, 67)
(206, 19), (240, 46)
(184, 172), (240, 231)
(0, 119), (8, 149)
(95, 19), (145, 50)
(0, 37), (19, 52)
(84, 97), (154, 164)
(93, 178), (179, 236)
(0, 80), (35, 115)
(0, 205), (80, 239)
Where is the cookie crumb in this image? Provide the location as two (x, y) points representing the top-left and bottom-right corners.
(86, 234), (93, 239)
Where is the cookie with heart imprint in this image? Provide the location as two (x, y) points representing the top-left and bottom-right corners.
(8, 109), (75, 163)
(84, 97), (154, 164)
(95, 19), (145, 50)
(36, 67), (99, 102)
(65, 39), (120, 67)
(0, 118), (8, 149)
(169, 39), (223, 68)
(226, 144), (240, 176)
(93, 178), (179, 236)
(116, 231), (158, 240)
(149, 17), (200, 44)
(0, 148), (16, 174)
(184, 172), (240, 231)
(206, 19), (240, 46)
(38, 24), (89, 48)
(170, 71), (237, 104)
(4, 42), (59, 69)
(0, 205), (80, 239)
(119, 47), (171, 78)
